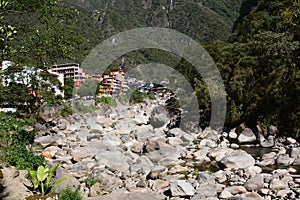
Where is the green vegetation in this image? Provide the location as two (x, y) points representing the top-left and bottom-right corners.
(194, 0), (299, 134)
(77, 79), (99, 98)
(129, 90), (156, 104)
(0, 0), (83, 116)
(64, 78), (75, 100)
(56, 104), (73, 118)
(96, 96), (117, 106)
(58, 187), (82, 200)
(85, 177), (100, 188)
(0, 112), (45, 169)
(67, 0), (243, 42)
(29, 163), (69, 195)
(72, 102), (97, 113)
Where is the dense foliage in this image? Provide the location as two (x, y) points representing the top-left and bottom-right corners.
(58, 187), (82, 200)
(205, 0), (299, 134)
(0, 112), (44, 169)
(66, 0), (244, 42)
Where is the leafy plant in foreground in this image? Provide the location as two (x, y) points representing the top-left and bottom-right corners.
(29, 163), (69, 195)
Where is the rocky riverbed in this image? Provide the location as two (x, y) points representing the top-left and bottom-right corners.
(1, 100), (300, 200)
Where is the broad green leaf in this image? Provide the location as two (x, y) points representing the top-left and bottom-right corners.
(28, 170), (39, 189)
(37, 165), (49, 182)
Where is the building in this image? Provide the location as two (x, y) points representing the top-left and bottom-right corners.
(51, 63), (81, 79)
(98, 68), (126, 96)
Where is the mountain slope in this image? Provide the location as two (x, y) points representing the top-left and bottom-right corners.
(67, 0), (244, 42)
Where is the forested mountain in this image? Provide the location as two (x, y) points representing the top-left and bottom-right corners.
(67, 0), (243, 42)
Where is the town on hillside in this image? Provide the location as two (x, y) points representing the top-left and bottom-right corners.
(0, 61), (171, 106)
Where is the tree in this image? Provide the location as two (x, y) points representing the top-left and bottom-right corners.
(0, 1), (17, 59)
(209, 0), (299, 133)
(64, 78), (75, 100)
(77, 79), (99, 98)
(0, 0), (82, 115)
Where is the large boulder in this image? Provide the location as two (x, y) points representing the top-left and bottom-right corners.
(34, 135), (59, 148)
(276, 154), (295, 166)
(244, 175), (264, 191)
(220, 150), (255, 169)
(95, 151), (130, 173)
(170, 180), (196, 197)
(237, 128), (256, 144)
(150, 105), (170, 128)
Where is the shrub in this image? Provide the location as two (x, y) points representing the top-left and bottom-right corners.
(0, 112), (45, 169)
(6, 145), (45, 170)
(58, 104), (73, 117)
(130, 90), (156, 104)
(96, 96), (117, 106)
(58, 187), (82, 200)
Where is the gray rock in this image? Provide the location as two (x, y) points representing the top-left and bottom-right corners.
(192, 184), (217, 199)
(224, 186), (247, 195)
(168, 128), (187, 137)
(229, 131), (238, 139)
(34, 135), (58, 148)
(95, 151), (130, 172)
(241, 192), (264, 200)
(287, 137), (297, 145)
(180, 134), (195, 143)
(244, 175), (264, 191)
(219, 190), (233, 199)
(114, 120), (136, 134)
(208, 147), (233, 162)
(268, 125), (278, 135)
(170, 180), (196, 197)
(276, 154), (294, 166)
(130, 156), (154, 175)
(150, 105), (170, 128)
(0, 167), (33, 200)
(196, 172), (215, 185)
(149, 179), (169, 191)
(158, 157), (185, 168)
(86, 117), (103, 130)
(269, 178), (289, 190)
(237, 128), (256, 143)
(214, 170), (227, 183)
(260, 135), (275, 147)
(290, 147), (300, 158)
(133, 115), (149, 125)
(167, 137), (183, 147)
(199, 138), (218, 148)
(54, 167), (80, 193)
(57, 118), (70, 130)
(96, 117), (114, 128)
(221, 150), (255, 169)
(133, 125), (154, 142)
(72, 146), (94, 162)
(293, 157), (300, 165)
(258, 152), (277, 166)
(199, 128), (219, 141)
(130, 142), (144, 154)
(147, 166), (167, 180)
(244, 166), (262, 177)
(85, 192), (165, 200)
